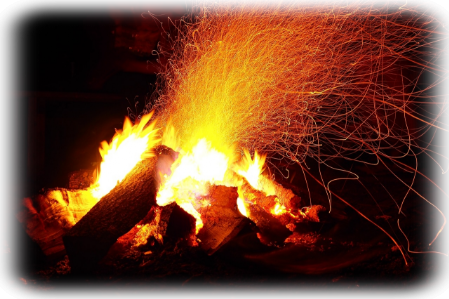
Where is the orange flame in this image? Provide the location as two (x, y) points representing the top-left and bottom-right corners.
(90, 112), (159, 199)
(157, 138), (232, 233)
(235, 149), (266, 190)
(157, 125), (289, 233)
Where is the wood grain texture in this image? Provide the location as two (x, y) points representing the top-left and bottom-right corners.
(63, 145), (176, 272)
(18, 188), (97, 257)
(197, 185), (248, 255)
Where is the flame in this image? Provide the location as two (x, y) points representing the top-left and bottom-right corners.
(237, 197), (248, 217)
(157, 138), (231, 233)
(157, 127), (292, 233)
(86, 108), (289, 235)
(90, 112), (159, 199)
(271, 200), (287, 216)
(235, 149), (266, 190)
(102, 4), (442, 266)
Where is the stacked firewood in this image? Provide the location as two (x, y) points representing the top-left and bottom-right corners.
(18, 145), (325, 273)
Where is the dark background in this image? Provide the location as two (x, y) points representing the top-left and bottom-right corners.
(17, 10), (187, 197)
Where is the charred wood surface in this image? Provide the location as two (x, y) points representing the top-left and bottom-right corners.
(63, 145), (176, 273)
(163, 203), (196, 242)
(68, 168), (97, 189)
(238, 179), (292, 245)
(102, 202), (196, 263)
(134, 202), (196, 248)
(247, 204), (292, 246)
(260, 175), (303, 211)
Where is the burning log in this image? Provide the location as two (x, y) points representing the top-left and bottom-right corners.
(133, 202), (196, 249)
(257, 175), (303, 211)
(101, 202), (196, 263)
(63, 145), (176, 273)
(238, 176), (326, 245)
(246, 203), (292, 246)
(197, 185), (248, 255)
(17, 188), (98, 257)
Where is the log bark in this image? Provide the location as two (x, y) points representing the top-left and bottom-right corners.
(17, 188), (98, 257)
(63, 145), (176, 273)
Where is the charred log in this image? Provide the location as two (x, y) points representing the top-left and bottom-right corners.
(133, 202), (196, 249)
(164, 203), (197, 242)
(238, 176), (325, 238)
(246, 204), (292, 246)
(237, 178), (292, 245)
(63, 145), (176, 273)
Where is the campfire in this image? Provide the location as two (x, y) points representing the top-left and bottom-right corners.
(20, 111), (322, 272)
(17, 2), (447, 285)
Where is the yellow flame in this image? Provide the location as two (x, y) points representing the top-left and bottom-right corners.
(271, 201), (287, 215)
(234, 149), (277, 197)
(237, 197), (248, 217)
(90, 112), (159, 199)
(157, 138), (230, 233)
(235, 149), (266, 190)
(156, 130), (294, 233)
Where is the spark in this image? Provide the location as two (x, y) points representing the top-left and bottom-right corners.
(146, 2), (447, 262)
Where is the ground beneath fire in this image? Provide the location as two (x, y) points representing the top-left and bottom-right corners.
(0, 170), (449, 298)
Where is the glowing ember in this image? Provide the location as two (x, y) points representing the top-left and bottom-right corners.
(91, 112), (159, 199)
(271, 201), (287, 216)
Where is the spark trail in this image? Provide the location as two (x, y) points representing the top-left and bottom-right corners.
(144, 2), (447, 263)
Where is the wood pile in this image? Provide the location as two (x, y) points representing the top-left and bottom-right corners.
(18, 146), (327, 273)
(17, 188), (97, 257)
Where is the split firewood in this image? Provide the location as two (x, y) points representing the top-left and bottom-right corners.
(197, 185), (248, 255)
(97, 206), (161, 265)
(246, 203), (292, 246)
(237, 176), (326, 245)
(258, 174), (303, 211)
(63, 145), (177, 273)
(101, 202), (196, 264)
(133, 202), (196, 249)
(131, 206), (162, 248)
(235, 176), (293, 245)
(17, 188), (98, 257)
(228, 170), (302, 223)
